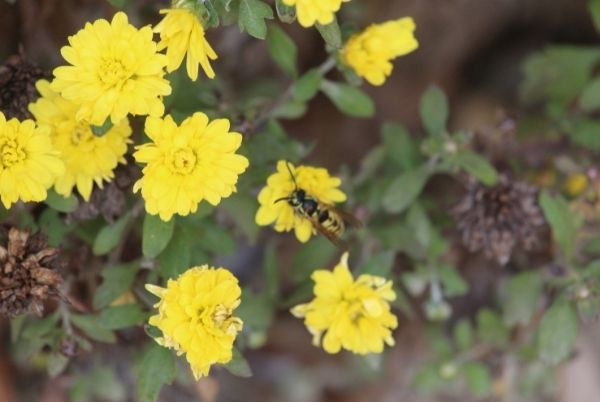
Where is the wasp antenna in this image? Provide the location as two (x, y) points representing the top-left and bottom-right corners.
(284, 161), (299, 190)
(274, 196), (290, 204)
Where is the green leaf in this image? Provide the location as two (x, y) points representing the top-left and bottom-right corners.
(98, 304), (148, 330)
(580, 77), (600, 111)
(47, 353), (69, 378)
(45, 189), (79, 213)
(381, 122), (422, 170)
(420, 85), (449, 136)
(22, 312), (60, 340)
(463, 362), (492, 398)
(237, 290), (274, 338)
(92, 212), (132, 256)
(382, 165), (430, 214)
(70, 314), (116, 343)
(267, 25), (297, 76)
(438, 264), (468, 297)
(539, 191), (582, 260)
(538, 300), (578, 365)
(158, 225), (192, 279)
(136, 343), (176, 402)
(223, 348), (253, 377)
(91, 119), (114, 136)
(10, 315), (26, 342)
(570, 119), (600, 152)
(197, 222), (236, 255)
(291, 236), (337, 281)
(407, 203), (432, 251)
(315, 19), (342, 49)
(503, 271), (543, 326)
(93, 263), (138, 309)
(275, 0), (296, 23)
(453, 150), (498, 186)
(38, 209), (70, 247)
(320, 80), (375, 118)
(107, 0), (127, 8)
(293, 69), (322, 102)
(360, 250), (396, 277)
(476, 309), (508, 346)
(453, 319), (473, 350)
(521, 46), (600, 105)
(589, 0), (600, 33)
(142, 214), (175, 258)
(272, 100), (307, 119)
(238, 0), (274, 39)
(413, 362), (444, 393)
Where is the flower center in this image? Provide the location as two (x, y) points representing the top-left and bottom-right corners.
(98, 57), (131, 86)
(0, 139), (26, 169)
(168, 148), (197, 175)
(71, 123), (93, 145)
(212, 304), (242, 335)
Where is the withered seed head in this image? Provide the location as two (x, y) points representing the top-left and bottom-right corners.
(453, 175), (546, 265)
(0, 228), (62, 317)
(0, 54), (49, 120)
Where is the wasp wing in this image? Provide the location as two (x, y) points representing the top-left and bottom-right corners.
(327, 206), (363, 228)
(306, 215), (349, 250)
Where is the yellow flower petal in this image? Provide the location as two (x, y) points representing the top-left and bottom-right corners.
(291, 253), (398, 355)
(146, 266), (242, 379)
(341, 18), (418, 86)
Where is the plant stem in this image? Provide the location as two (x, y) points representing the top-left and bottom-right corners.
(249, 56), (337, 132)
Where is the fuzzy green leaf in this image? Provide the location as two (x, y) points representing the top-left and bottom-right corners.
(267, 25), (297, 76)
(503, 271), (542, 326)
(142, 214), (175, 258)
(320, 80), (375, 118)
(538, 300), (578, 365)
(136, 343), (176, 402)
(420, 85), (449, 136)
(382, 166), (430, 214)
(93, 263), (138, 309)
(453, 150), (498, 186)
(238, 0), (274, 39)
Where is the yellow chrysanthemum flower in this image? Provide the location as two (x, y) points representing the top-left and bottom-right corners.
(29, 80), (132, 201)
(341, 18), (419, 86)
(0, 112), (64, 208)
(255, 160), (346, 243)
(282, 0), (350, 28)
(154, 8), (217, 81)
(133, 113), (249, 221)
(292, 253), (398, 355)
(146, 266), (243, 379)
(51, 12), (171, 126)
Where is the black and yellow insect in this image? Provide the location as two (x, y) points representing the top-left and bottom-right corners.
(274, 162), (362, 248)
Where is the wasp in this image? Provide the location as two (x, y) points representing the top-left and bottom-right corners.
(274, 162), (362, 248)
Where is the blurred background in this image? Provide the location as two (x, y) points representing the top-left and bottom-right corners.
(1, 0), (600, 401)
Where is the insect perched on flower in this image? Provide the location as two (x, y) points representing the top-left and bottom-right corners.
(256, 161), (360, 247)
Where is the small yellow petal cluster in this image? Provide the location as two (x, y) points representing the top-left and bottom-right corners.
(282, 0), (350, 28)
(51, 12), (171, 126)
(154, 8), (218, 81)
(133, 113), (249, 221)
(146, 266), (243, 379)
(0, 112), (64, 208)
(342, 18), (419, 86)
(292, 253), (398, 354)
(255, 160), (346, 242)
(29, 80), (132, 201)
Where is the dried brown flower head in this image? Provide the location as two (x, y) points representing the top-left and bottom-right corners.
(0, 54), (49, 120)
(68, 163), (140, 224)
(0, 228), (62, 317)
(453, 175), (546, 265)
